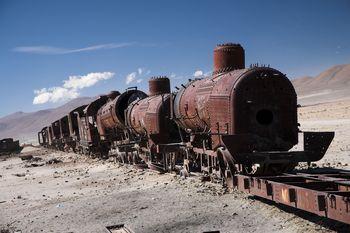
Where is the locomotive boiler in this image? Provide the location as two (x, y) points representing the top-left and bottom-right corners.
(96, 88), (147, 162)
(173, 43), (334, 176)
(126, 77), (183, 171)
(96, 89), (147, 141)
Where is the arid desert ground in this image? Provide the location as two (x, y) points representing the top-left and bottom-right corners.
(298, 99), (350, 169)
(1, 99), (350, 233)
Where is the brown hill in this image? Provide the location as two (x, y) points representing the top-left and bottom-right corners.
(0, 97), (94, 143)
(292, 64), (350, 105)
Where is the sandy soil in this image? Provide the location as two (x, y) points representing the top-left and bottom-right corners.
(1, 148), (345, 233)
(1, 100), (350, 233)
(298, 99), (350, 169)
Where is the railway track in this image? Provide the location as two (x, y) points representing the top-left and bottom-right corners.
(233, 170), (350, 225)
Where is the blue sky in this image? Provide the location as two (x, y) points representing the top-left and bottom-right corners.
(0, 0), (349, 117)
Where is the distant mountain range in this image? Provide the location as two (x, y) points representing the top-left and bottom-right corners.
(292, 64), (350, 105)
(0, 63), (349, 143)
(0, 97), (94, 143)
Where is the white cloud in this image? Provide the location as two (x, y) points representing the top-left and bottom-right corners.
(33, 72), (115, 105)
(168, 70), (210, 81)
(63, 72), (114, 89)
(125, 68), (150, 85)
(126, 72), (137, 85)
(14, 42), (136, 55)
(33, 87), (79, 104)
(193, 70), (204, 77)
(170, 73), (184, 80)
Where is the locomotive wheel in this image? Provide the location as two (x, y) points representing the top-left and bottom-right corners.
(217, 147), (237, 188)
(217, 147), (298, 186)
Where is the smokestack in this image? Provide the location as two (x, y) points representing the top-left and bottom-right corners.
(148, 76), (171, 96)
(106, 91), (120, 99)
(213, 43), (245, 74)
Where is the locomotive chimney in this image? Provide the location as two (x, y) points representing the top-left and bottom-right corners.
(106, 91), (120, 99)
(148, 76), (171, 96)
(213, 43), (245, 74)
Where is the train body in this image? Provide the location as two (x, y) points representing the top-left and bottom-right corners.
(0, 138), (23, 155)
(38, 42), (334, 183)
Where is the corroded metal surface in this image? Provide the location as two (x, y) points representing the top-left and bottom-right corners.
(149, 76), (171, 96)
(59, 115), (70, 139)
(126, 77), (174, 145)
(126, 93), (175, 144)
(34, 41), (341, 227)
(174, 67), (298, 151)
(68, 105), (87, 140)
(38, 126), (49, 146)
(51, 120), (61, 140)
(235, 172), (350, 225)
(79, 95), (110, 146)
(96, 89), (147, 137)
(105, 224), (135, 233)
(37, 42), (334, 173)
(213, 43), (245, 74)
(0, 138), (23, 155)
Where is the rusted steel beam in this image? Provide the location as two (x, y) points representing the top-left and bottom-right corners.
(234, 173), (350, 224)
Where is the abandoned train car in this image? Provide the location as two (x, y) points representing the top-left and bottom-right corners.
(38, 42), (334, 182)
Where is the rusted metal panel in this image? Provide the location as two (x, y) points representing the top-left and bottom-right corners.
(327, 193), (350, 223)
(149, 76), (170, 96)
(105, 224), (135, 233)
(80, 95), (110, 145)
(247, 177), (274, 201)
(51, 120), (61, 140)
(213, 43), (245, 74)
(38, 126), (49, 146)
(232, 68), (298, 151)
(145, 112), (159, 134)
(208, 95), (231, 149)
(96, 89), (146, 138)
(173, 78), (209, 131)
(38, 131), (43, 145)
(0, 138), (23, 155)
(68, 105), (87, 140)
(235, 173), (350, 225)
(127, 94), (175, 144)
(126, 97), (149, 136)
(59, 115), (70, 139)
(174, 66), (299, 152)
(220, 132), (334, 167)
(47, 126), (53, 145)
(106, 224), (134, 233)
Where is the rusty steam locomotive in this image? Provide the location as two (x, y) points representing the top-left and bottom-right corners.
(38, 43), (334, 184)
